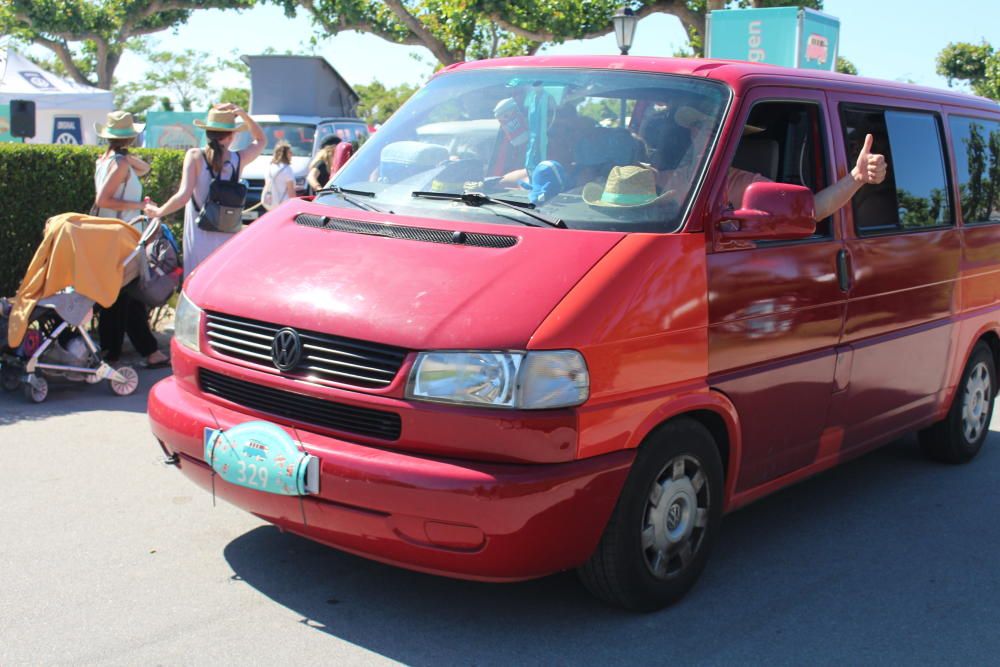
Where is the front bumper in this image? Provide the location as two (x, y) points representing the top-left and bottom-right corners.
(148, 376), (634, 581)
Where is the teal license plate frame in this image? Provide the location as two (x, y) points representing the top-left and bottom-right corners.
(203, 421), (319, 496)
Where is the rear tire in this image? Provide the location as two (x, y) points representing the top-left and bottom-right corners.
(919, 342), (996, 464)
(578, 418), (723, 611)
(2, 366), (20, 392)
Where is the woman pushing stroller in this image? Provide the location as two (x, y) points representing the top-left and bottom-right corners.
(93, 110), (169, 369)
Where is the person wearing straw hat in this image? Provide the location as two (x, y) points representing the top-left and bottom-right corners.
(94, 110), (153, 222)
(144, 103), (266, 278)
(93, 110), (170, 369)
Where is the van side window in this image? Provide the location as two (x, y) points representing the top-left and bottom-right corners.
(948, 115), (1000, 224)
(730, 101), (831, 238)
(841, 106), (953, 234)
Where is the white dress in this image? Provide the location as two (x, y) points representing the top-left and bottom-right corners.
(264, 162), (294, 209)
(183, 150), (245, 279)
(94, 154), (142, 222)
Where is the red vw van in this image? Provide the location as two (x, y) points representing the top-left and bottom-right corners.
(149, 56), (1000, 611)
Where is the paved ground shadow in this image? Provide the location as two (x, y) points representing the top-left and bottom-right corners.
(0, 365), (170, 425)
(223, 432), (1000, 665)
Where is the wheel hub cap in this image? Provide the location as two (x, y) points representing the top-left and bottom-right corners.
(641, 455), (710, 580)
(962, 362), (991, 443)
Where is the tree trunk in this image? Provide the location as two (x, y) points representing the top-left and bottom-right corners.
(96, 50), (120, 90)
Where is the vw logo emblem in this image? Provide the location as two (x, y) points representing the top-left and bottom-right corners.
(667, 503), (683, 531)
(271, 328), (302, 372)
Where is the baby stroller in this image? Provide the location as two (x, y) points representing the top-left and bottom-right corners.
(1, 215), (181, 403)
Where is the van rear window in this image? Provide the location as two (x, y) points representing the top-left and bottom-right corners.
(948, 115), (1000, 224)
(841, 106), (953, 234)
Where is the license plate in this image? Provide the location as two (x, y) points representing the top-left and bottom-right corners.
(204, 421), (319, 496)
(242, 210), (259, 221)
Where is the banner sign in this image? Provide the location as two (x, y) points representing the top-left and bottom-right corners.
(52, 116), (82, 144)
(706, 7), (840, 71)
(143, 111), (205, 149)
(0, 104), (14, 143)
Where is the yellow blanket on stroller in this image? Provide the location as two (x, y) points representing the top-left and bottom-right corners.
(7, 212), (141, 348)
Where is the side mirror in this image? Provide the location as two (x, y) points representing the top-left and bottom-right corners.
(717, 182), (817, 241)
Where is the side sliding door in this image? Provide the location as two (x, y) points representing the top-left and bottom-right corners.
(831, 98), (961, 452)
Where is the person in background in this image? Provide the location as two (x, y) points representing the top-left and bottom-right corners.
(144, 103), (266, 278)
(261, 140), (296, 211)
(307, 134), (341, 192)
(330, 141), (354, 176)
(93, 110), (169, 368)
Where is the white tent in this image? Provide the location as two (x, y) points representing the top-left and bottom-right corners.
(0, 49), (113, 145)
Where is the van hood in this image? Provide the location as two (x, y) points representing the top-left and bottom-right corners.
(241, 155), (311, 180)
(185, 203), (625, 350)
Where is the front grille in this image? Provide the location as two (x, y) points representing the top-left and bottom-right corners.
(294, 213), (518, 249)
(205, 312), (407, 389)
(199, 368), (401, 441)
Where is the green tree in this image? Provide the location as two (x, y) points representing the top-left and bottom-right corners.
(112, 46), (248, 117)
(219, 87), (251, 110)
(836, 56), (857, 75)
(0, 0), (255, 90)
(936, 41), (1000, 100)
(281, 0), (822, 67)
(354, 81), (418, 125)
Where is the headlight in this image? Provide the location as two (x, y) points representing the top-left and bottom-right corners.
(174, 291), (203, 353)
(407, 350), (589, 409)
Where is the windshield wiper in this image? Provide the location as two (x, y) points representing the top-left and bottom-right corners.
(410, 191), (566, 229)
(318, 185), (386, 213)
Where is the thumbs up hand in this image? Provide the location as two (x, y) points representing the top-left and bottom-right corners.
(852, 133), (887, 185)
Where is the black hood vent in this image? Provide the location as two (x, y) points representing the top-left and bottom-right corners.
(295, 213), (517, 249)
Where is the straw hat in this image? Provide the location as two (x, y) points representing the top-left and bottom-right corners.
(95, 110), (139, 140)
(675, 105), (764, 135)
(193, 108), (245, 132)
(583, 165), (673, 208)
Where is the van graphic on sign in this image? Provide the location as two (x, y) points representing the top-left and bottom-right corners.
(805, 34), (829, 65)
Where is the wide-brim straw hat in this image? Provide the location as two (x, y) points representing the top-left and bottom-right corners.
(193, 108), (246, 132)
(95, 110), (139, 140)
(583, 165), (673, 209)
(675, 105), (764, 135)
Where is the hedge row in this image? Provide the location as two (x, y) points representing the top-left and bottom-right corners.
(0, 143), (185, 295)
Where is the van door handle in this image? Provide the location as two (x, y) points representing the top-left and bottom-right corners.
(836, 249), (851, 292)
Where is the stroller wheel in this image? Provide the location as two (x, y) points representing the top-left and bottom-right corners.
(23, 376), (48, 403)
(109, 365), (139, 396)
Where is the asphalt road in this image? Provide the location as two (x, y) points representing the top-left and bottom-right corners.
(2, 370), (1000, 666)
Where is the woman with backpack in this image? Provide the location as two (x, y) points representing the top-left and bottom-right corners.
(144, 103), (266, 279)
(93, 110), (170, 369)
(262, 141), (296, 211)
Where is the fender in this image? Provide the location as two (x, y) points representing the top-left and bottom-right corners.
(626, 387), (743, 511)
(937, 320), (1000, 422)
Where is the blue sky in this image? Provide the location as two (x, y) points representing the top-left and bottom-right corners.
(74, 1), (1000, 96)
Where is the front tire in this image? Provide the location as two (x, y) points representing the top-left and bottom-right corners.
(578, 418), (724, 611)
(23, 375), (48, 403)
(919, 341), (996, 464)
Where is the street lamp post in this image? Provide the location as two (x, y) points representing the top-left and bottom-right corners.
(612, 6), (638, 126)
(612, 7), (638, 56)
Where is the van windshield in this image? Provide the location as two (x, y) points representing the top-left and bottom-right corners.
(320, 68), (729, 232)
(232, 122), (315, 156)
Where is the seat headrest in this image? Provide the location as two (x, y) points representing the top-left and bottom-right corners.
(732, 136), (779, 182)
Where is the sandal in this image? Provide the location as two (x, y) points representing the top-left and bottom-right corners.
(141, 352), (171, 369)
